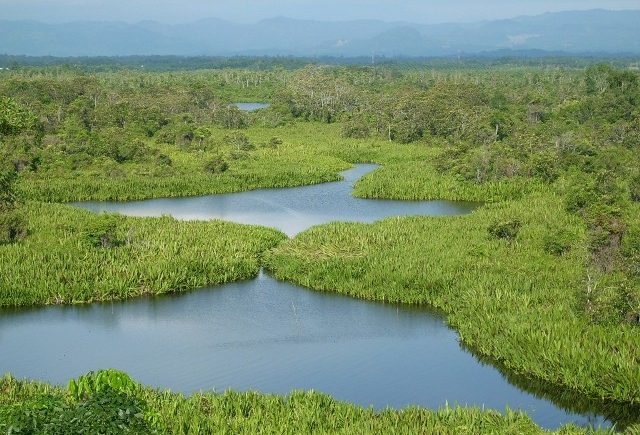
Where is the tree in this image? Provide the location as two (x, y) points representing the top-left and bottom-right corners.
(0, 166), (26, 244)
(0, 97), (36, 138)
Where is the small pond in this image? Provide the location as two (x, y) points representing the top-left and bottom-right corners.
(231, 102), (271, 111)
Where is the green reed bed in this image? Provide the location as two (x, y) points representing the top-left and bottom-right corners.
(0, 202), (285, 307)
(353, 161), (544, 202)
(16, 122), (434, 203)
(0, 371), (606, 435)
(265, 192), (640, 407)
(17, 141), (349, 202)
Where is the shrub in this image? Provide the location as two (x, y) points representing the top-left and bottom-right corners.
(0, 210), (27, 245)
(488, 219), (521, 240)
(622, 223), (640, 276)
(204, 156), (229, 174)
(68, 369), (139, 402)
(157, 153), (172, 166)
(529, 151), (560, 183)
(226, 132), (255, 151)
(83, 214), (122, 248)
(268, 137), (283, 148)
(0, 371), (151, 434)
(341, 120), (371, 139)
(543, 226), (574, 256)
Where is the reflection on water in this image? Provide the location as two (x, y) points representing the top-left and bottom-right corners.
(0, 272), (627, 430)
(462, 344), (640, 431)
(74, 164), (480, 236)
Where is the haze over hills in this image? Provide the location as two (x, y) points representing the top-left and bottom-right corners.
(1, 9), (639, 57)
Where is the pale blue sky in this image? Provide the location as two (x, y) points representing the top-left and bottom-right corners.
(2, 0), (640, 23)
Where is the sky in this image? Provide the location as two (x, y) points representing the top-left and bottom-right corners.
(2, 0), (640, 24)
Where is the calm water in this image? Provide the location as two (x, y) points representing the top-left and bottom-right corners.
(3, 165), (636, 430)
(75, 164), (478, 236)
(2, 274), (635, 430)
(231, 102), (271, 111)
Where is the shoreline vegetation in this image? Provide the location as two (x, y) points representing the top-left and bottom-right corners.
(1, 370), (613, 435)
(1, 60), (639, 432)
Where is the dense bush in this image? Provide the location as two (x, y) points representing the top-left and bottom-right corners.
(543, 226), (574, 256)
(226, 132), (255, 151)
(204, 156), (229, 174)
(488, 219), (521, 240)
(82, 214), (123, 248)
(0, 210), (27, 245)
(341, 119), (371, 139)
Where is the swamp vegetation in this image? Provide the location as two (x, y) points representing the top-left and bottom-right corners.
(0, 60), (639, 433)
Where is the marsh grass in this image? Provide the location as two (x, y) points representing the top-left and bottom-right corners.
(0, 202), (285, 307)
(0, 372), (613, 435)
(265, 192), (640, 407)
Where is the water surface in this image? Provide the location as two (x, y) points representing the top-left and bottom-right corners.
(76, 164), (478, 236)
(231, 102), (271, 111)
(1, 272), (630, 430)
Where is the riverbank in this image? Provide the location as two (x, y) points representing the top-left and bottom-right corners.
(0, 371), (612, 434)
(265, 192), (640, 408)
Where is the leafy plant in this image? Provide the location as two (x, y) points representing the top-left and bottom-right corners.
(204, 156), (229, 174)
(67, 369), (139, 401)
(488, 219), (521, 240)
(82, 214), (123, 248)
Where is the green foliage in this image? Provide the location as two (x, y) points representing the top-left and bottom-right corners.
(0, 96), (36, 137)
(157, 153), (172, 166)
(226, 131), (255, 151)
(261, 136), (282, 148)
(488, 219), (522, 240)
(82, 213), (123, 248)
(68, 370), (139, 402)
(1, 374), (151, 434)
(2, 64), (640, 430)
(0, 372), (603, 435)
(0, 203), (285, 307)
(265, 194), (640, 406)
(0, 167), (27, 245)
(0, 167), (19, 211)
(341, 119), (370, 139)
(622, 221), (640, 277)
(204, 156), (229, 174)
(0, 209), (27, 245)
(542, 226), (575, 256)
(630, 173), (640, 202)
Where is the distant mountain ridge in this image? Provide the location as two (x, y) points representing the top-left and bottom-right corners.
(1, 9), (639, 57)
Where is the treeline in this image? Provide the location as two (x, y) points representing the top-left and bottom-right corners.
(2, 54), (638, 72)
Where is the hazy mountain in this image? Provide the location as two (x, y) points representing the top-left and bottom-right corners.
(1, 9), (639, 57)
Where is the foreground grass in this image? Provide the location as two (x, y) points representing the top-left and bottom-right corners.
(265, 192), (640, 408)
(0, 202), (285, 308)
(0, 372), (610, 435)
